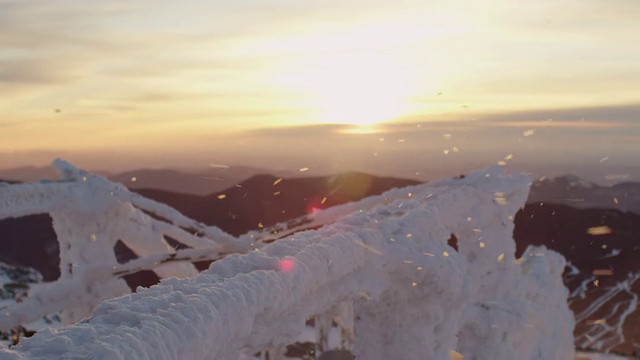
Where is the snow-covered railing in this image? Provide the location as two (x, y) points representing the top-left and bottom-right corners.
(0, 159), (252, 328)
(0, 165), (575, 359)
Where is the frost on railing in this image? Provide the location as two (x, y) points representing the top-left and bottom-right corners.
(0, 162), (575, 360)
(0, 159), (250, 328)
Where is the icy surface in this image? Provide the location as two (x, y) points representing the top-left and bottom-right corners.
(0, 163), (575, 359)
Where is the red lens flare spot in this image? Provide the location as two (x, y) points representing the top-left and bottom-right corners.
(279, 259), (295, 272)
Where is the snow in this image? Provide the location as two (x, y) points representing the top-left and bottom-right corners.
(0, 160), (247, 330)
(0, 162), (575, 359)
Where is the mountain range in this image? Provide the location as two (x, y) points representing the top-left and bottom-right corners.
(1, 172), (640, 356)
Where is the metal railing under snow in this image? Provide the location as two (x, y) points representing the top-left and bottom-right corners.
(0, 161), (575, 360)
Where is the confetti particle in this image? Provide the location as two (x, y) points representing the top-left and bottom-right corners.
(217, 194), (227, 199)
(594, 279), (600, 287)
(504, 153), (514, 160)
(130, 177), (137, 182)
(479, 242), (485, 248)
(299, 167), (309, 172)
(258, 222), (264, 228)
(467, 217), (472, 221)
(273, 191), (280, 196)
(90, 234), (97, 241)
(443, 251), (450, 257)
(443, 149), (450, 155)
(593, 269), (614, 276)
(416, 266), (423, 270)
(321, 197), (327, 204)
(453, 147), (459, 152)
(406, 233), (413, 238)
(403, 260), (413, 264)
(522, 129), (535, 137)
(599, 157), (609, 163)
(613, 198), (619, 205)
(398, 139), (406, 142)
(473, 229), (482, 233)
(587, 226), (612, 235)
(592, 319), (606, 325)
(273, 178), (283, 185)
(497, 253), (505, 262)
(424, 252), (434, 256)
(450, 350), (464, 360)
(411, 282), (418, 287)
(495, 197), (508, 205)
(497, 160), (507, 166)
(443, 133), (452, 140)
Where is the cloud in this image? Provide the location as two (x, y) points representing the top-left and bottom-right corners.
(480, 103), (640, 127)
(0, 57), (79, 84)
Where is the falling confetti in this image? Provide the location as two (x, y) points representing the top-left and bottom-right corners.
(321, 197), (327, 204)
(449, 350), (464, 360)
(522, 129), (535, 137)
(299, 167), (309, 172)
(273, 178), (283, 185)
(504, 153), (514, 160)
(217, 194), (227, 199)
(479, 242), (485, 248)
(592, 269), (614, 276)
(443, 133), (452, 140)
(599, 157), (609, 163)
(613, 198), (619, 205)
(258, 222), (264, 228)
(497, 253), (505, 262)
(90, 234), (97, 241)
(587, 226), (612, 235)
(411, 282), (418, 287)
(130, 177), (137, 182)
(273, 191), (280, 196)
(594, 279), (600, 287)
(443, 251), (450, 257)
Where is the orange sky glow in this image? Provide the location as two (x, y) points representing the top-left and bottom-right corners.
(1, 0), (639, 179)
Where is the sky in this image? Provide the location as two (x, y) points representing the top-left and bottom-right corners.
(1, 0), (639, 181)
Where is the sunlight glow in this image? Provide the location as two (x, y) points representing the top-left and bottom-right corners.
(308, 54), (412, 126)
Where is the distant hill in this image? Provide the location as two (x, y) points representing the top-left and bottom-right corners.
(529, 175), (640, 215)
(110, 165), (278, 196)
(0, 165), (287, 196)
(135, 172), (421, 236)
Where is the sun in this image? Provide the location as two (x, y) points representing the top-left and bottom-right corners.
(311, 54), (411, 126)
(278, 53), (412, 127)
